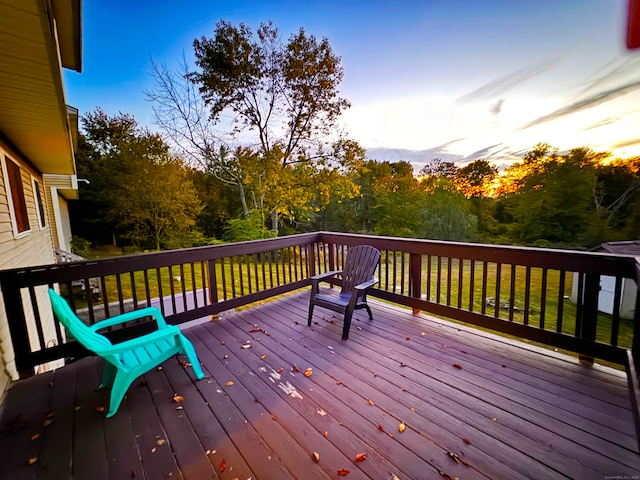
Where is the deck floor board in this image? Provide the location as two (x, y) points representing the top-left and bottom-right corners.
(1, 293), (639, 479)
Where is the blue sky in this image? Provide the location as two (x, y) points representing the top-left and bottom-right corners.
(64, 0), (640, 168)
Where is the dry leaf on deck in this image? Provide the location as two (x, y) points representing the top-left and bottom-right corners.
(323, 431), (328, 437)
(28, 457), (37, 465)
(157, 439), (166, 445)
(261, 354), (267, 359)
(392, 475), (400, 480)
(311, 452), (320, 463)
(277, 367), (284, 373)
(173, 395), (185, 403)
(30, 433), (40, 440)
(226, 381), (234, 387)
(452, 364), (462, 369)
(304, 368), (313, 377)
(337, 469), (350, 476)
(293, 365), (301, 372)
(462, 438), (471, 444)
(241, 345), (251, 349)
(219, 459), (226, 472)
(354, 452), (366, 462)
(95, 407), (105, 413)
(398, 421), (406, 433)
(376, 424), (384, 432)
(367, 399), (374, 406)
(420, 332), (426, 336)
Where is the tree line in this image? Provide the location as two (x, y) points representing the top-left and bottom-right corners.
(69, 21), (640, 252)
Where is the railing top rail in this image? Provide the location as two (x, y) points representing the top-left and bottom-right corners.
(318, 232), (639, 277)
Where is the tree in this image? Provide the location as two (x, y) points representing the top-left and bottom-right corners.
(76, 109), (203, 250)
(418, 181), (478, 241)
(185, 20), (351, 231)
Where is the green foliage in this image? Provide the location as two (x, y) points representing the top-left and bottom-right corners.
(70, 236), (93, 258)
(74, 109), (204, 250)
(418, 182), (478, 241)
(224, 211), (276, 242)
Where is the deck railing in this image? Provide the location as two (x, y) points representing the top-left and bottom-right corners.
(1, 232), (639, 379)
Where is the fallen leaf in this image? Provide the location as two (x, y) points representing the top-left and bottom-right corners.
(398, 421), (406, 433)
(173, 395), (184, 403)
(447, 451), (471, 467)
(221, 341), (225, 345)
(28, 457), (37, 465)
(157, 439), (166, 445)
(337, 469), (350, 476)
(437, 470), (457, 480)
(399, 362), (407, 367)
(420, 332), (426, 336)
(354, 452), (366, 462)
(392, 475), (400, 480)
(226, 381), (234, 387)
(293, 365), (301, 372)
(255, 398), (261, 403)
(452, 364), (462, 369)
(409, 408), (415, 412)
(157, 366), (163, 371)
(367, 399), (374, 406)
(304, 368), (313, 377)
(241, 345), (251, 349)
(377, 425), (384, 432)
(336, 381), (343, 385)
(387, 433), (395, 439)
(277, 367), (284, 373)
(30, 433), (40, 440)
(492, 418), (498, 423)
(74, 405), (81, 411)
(405, 337), (410, 341)
(220, 459), (226, 472)
(311, 452), (320, 463)
(261, 354), (267, 359)
(175, 406), (184, 410)
(223, 354), (229, 359)
(95, 407), (105, 414)
(462, 438), (471, 444)
(323, 431), (328, 437)
(151, 447), (156, 454)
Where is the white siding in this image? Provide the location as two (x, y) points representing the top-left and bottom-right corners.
(0, 143), (60, 384)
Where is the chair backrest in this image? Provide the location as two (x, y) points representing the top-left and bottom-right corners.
(341, 245), (381, 293)
(48, 289), (113, 352)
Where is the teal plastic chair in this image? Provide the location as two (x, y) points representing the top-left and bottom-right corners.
(48, 288), (205, 418)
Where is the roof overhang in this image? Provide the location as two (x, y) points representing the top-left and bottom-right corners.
(0, 0), (81, 176)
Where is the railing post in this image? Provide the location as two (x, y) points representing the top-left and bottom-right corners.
(409, 253), (422, 315)
(578, 273), (599, 365)
(0, 273), (35, 378)
(207, 259), (218, 317)
(328, 243), (336, 272)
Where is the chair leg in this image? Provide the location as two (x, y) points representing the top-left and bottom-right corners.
(342, 308), (354, 340)
(363, 304), (374, 320)
(106, 371), (134, 418)
(307, 303), (315, 326)
(99, 361), (117, 389)
(179, 334), (205, 380)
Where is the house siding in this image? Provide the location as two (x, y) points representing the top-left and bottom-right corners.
(0, 143), (61, 386)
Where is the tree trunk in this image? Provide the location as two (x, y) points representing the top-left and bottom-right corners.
(270, 209), (279, 234)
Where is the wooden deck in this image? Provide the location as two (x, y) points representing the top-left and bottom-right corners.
(1, 290), (639, 479)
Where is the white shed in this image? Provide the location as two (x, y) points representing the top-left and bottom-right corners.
(570, 241), (639, 320)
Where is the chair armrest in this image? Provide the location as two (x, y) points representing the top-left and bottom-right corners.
(354, 277), (379, 292)
(89, 306), (167, 332)
(95, 325), (180, 355)
(311, 270), (342, 282)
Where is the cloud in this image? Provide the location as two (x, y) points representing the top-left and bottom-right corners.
(612, 136), (640, 149)
(490, 99), (504, 116)
(521, 80), (640, 129)
(456, 58), (558, 104)
(582, 117), (619, 131)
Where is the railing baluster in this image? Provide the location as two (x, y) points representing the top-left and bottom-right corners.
(509, 264), (516, 322)
(191, 263), (198, 309)
(469, 259), (475, 311)
(28, 286), (45, 351)
(143, 269), (151, 308)
(554, 270), (563, 332)
(457, 258), (463, 309)
(156, 267), (165, 317)
(436, 256), (442, 304)
(180, 264), (187, 312)
(611, 276), (623, 346)
(168, 266), (177, 315)
(523, 266), (531, 325)
(494, 263), (502, 318)
(446, 257), (452, 306)
(229, 257), (237, 298)
(130, 271), (138, 309)
(426, 255), (431, 301)
(481, 261), (488, 315)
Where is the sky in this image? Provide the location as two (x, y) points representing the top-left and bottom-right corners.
(63, 0), (640, 169)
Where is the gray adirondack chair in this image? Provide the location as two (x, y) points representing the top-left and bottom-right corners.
(307, 245), (381, 339)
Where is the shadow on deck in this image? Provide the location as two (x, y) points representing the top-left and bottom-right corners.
(0, 291), (638, 479)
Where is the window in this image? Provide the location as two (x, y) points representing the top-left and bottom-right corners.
(32, 178), (46, 228)
(2, 154), (30, 234)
